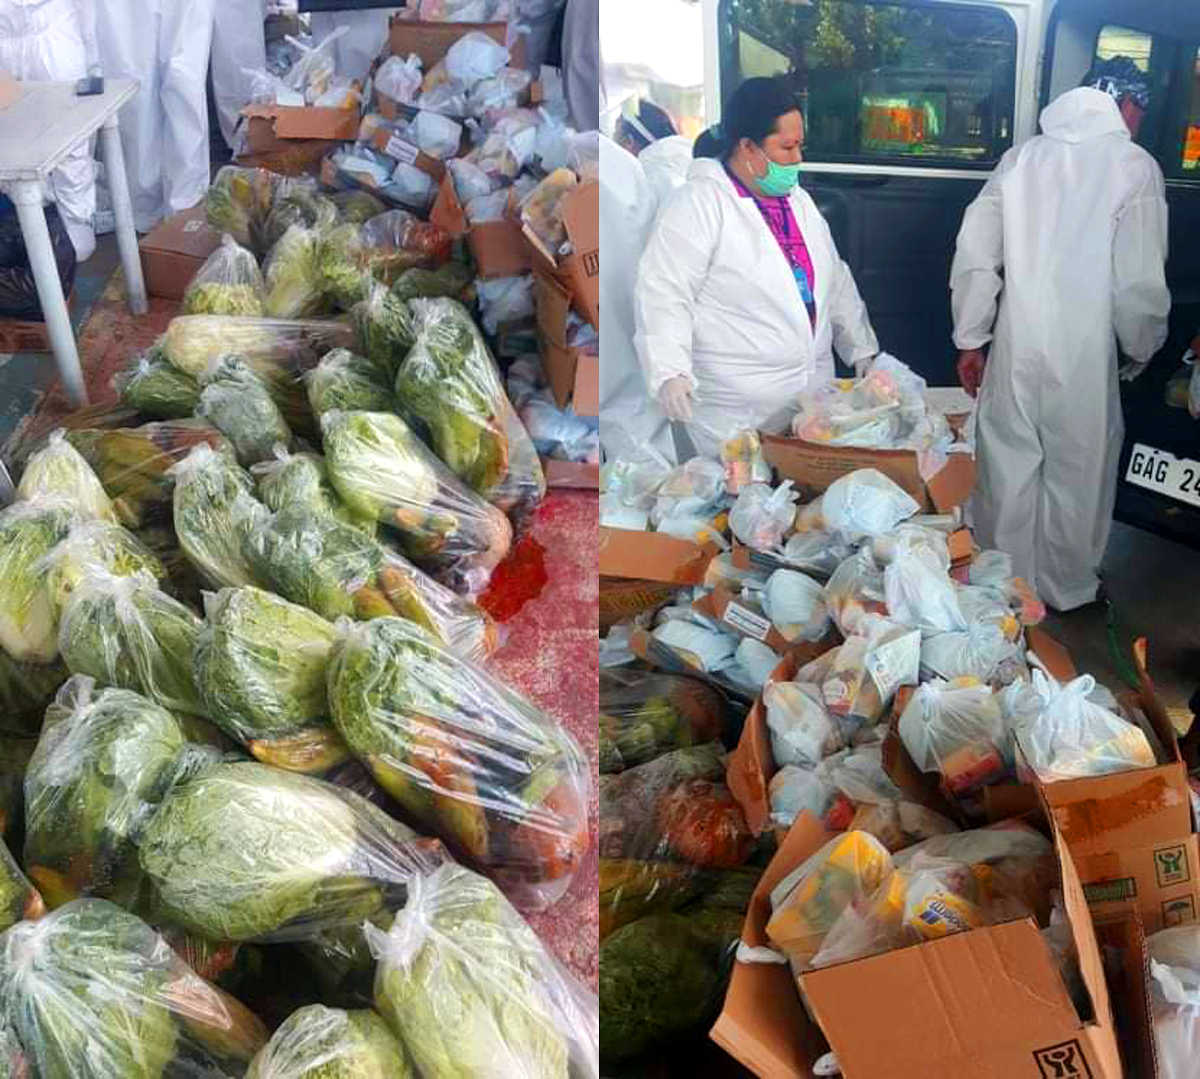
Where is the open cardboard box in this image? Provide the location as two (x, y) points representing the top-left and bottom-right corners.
(599, 577), (681, 631)
(430, 173), (530, 280)
(240, 104), (359, 155)
(534, 270), (597, 415)
(369, 123), (449, 184)
(320, 153), (436, 215)
(694, 585), (794, 655)
(710, 811), (1126, 1078)
(729, 527), (973, 580)
(761, 434), (976, 514)
(138, 204), (220, 300)
(598, 528), (715, 585)
(522, 181), (599, 329)
(541, 457), (599, 490)
(387, 16), (525, 70)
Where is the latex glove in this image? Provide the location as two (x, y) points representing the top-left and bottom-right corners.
(658, 375), (695, 422)
(957, 348), (987, 398)
(1119, 359), (1149, 382)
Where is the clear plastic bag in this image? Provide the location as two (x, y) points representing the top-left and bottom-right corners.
(898, 679), (1010, 796)
(194, 586), (346, 775)
(359, 210), (452, 278)
(449, 157), (497, 204)
(375, 54), (423, 104)
(196, 356), (293, 468)
(769, 764), (841, 831)
(17, 429), (116, 524)
(520, 167), (577, 254)
(765, 681), (842, 768)
(516, 388), (599, 463)
(395, 298), (546, 515)
(716, 429), (772, 493)
(182, 234), (266, 317)
(246, 1004), (410, 1078)
(352, 281), (418, 378)
(468, 67), (532, 117)
(115, 348), (202, 419)
(327, 617), (591, 908)
(599, 668), (726, 774)
(262, 182), (337, 254)
(245, 505), (498, 663)
(781, 530), (853, 578)
(444, 31), (510, 84)
(206, 165), (280, 256)
(883, 546), (966, 636)
(409, 110), (462, 160)
(42, 517), (165, 615)
(0, 498), (79, 664)
(170, 444), (271, 590)
(921, 622), (1027, 685)
(795, 468), (919, 541)
(306, 347), (395, 417)
(1148, 926), (1200, 1079)
(802, 624), (921, 733)
(0, 898), (268, 1077)
(262, 222), (331, 320)
(731, 638), (782, 691)
(58, 570), (206, 717)
(762, 568), (830, 643)
(729, 482), (798, 552)
(650, 620), (738, 673)
(823, 548), (888, 636)
(250, 446), (376, 535)
(475, 274), (534, 334)
(368, 863), (599, 1079)
(320, 410), (513, 594)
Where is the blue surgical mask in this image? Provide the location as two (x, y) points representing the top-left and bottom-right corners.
(753, 143), (801, 197)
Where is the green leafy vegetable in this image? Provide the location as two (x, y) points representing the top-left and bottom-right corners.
(307, 348), (395, 416)
(388, 263), (473, 304)
(247, 1005), (412, 1079)
(352, 281), (416, 377)
(263, 223), (329, 320)
(45, 519), (166, 616)
(207, 165), (279, 255)
(116, 347), (202, 419)
(18, 430), (116, 523)
(196, 356), (293, 467)
(251, 448), (375, 535)
(0, 499), (78, 663)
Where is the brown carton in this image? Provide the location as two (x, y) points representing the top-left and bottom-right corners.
(540, 458), (599, 490)
(599, 577), (679, 631)
(241, 104), (359, 155)
(1079, 833), (1200, 934)
(693, 585), (793, 656)
(430, 173), (530, 279)
(761, 434), (976, 513)
(138, 205), (220, 300)
(534, 270), (597, 415)
(522, 181), (598, 329)
(235, 138), (337, 177)
(711, 813), (1125, 1078)
(598, 527), (715, 585)
(369, 120), (454, 184)
(387, 17), (525, 70)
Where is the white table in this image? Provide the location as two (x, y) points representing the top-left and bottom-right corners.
(0, 79), (147, 407)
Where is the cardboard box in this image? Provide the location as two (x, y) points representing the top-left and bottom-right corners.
(388, 17), (526, 69)
(522, 181), (598, 329)
(430, 173), (530, 280)
(599, 577), (679, 631)
(241, 105), (359, 155)
(711, 813), (1125, 1079)
(138, 205), (221, 300)
(235, 138), (339, 177)
(369, 122), (453, 184)
(694, 585), (794, 655)
(0, 297), (74, 353)
(1092, 912), (1157, 1079)
(598, 527), (715, 585)
(534, 270), (597, 414)
(760, 434), (976, 514)
(1079, 832), (1200, 934)
(540, 457), (599, 490)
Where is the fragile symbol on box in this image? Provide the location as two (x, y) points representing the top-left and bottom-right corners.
(1032, 1040), (1092, 1079)
(1163, 895), (1197, 927)
(1155, 843), (1191, 887)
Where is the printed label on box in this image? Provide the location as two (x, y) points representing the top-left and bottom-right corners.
(723, 601), (772, 641)
(1033, 1041), (1093, 1079)
(1163, 894), (1197, 927)
(1083, 878), (1137, 904)
(385, 135), (420, 165)
(183, 220), (203, 233)
(1155, 843), (1191, 887)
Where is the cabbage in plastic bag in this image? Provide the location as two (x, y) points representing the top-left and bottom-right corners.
(321, 410), (512, 593)
(251, 447), (376, 536)
(327, 617), (589, 908)
(115, 348), (203, 419)
(17, 430), (116, 524)
(206, 165), (279, 255)
(196, 356), (293, 467)
(0, 499), (78, 663)
(352, 281), (418, 378)
(306, 348), (395, 416)
(43, 518), (165, 615)
(182, 234), (266, 316)
(246, 1004), (412, 1079)
(599, 669), (725, 774)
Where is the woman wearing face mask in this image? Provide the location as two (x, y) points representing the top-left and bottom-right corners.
(633, 77), (880, 456)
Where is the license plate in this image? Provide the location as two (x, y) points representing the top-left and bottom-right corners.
(1125, 443), (1200, 508)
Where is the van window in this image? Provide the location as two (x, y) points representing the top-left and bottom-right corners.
(721, 0), (1017, 167)
(1094, 25), (1152, 71)
(1184, 47), (1200, 172)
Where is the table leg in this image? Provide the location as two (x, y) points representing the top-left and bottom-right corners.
(100, 116), (148, 316)
(9, 181), (88, 408)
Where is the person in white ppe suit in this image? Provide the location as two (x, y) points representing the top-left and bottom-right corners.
(635, 77), (879, 458)
(950, 57), (1170, 612)
(614, 99), (693, 212)
(93, 0), (216, 234)
(0, 0), (96, 260)
(210, 1), (268, 152)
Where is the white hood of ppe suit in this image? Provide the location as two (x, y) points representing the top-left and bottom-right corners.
(634, 156), (877, 457)
(639, 135), (694, 216)
(950, 86), (1169, 610)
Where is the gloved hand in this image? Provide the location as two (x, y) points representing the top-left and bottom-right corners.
(658, 375), (695, 422)
(1119, 359), (1150, 382)
(957, 348), (987, 398)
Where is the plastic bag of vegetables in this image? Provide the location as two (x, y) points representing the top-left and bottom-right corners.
(246, 1004), (411, 1079)
(0, 499), (78, 663)
(16, 429), (116, 523)
(389, 261), (473, 304)
(395, 297), (545, 514)
(58, 570), (206, 717)
(194, 586), (347, 775)
(246, 505), (498, 662)
(137, 760), (443, 942)
(262, 222), (330, 320)
(0, 732), (38, 838)
(250, 447), (375, 534)
(196, 356), (293, 467)
(359, 209), (451, 280)
(44, 518), (165, 615)
(181, 234), (266, 316)
(306, 347), (395, 416)
(599, 669), (726, 773)
(0, 898), (268, 1078)
(330, 189), (386, 225)
(171, 445), (269, 589)
(114, 347), (202, 419)
(367, 863), (599, 1079)
(327, 617), (589, 908)
(0, 838), (42, 932)
(352, 281), (417, 377)
(263, 182), (336, 252)
(206, 164), (280, 256)
(23, 675), (219, 909)
(321, 410), (512, 593)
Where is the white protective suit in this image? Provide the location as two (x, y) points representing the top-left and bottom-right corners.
(0, 0), (95, 260)
(634, 156), (878, 457)
(211, 0), (267, 151)
(950, 87), (1169, 611)
(561, 0), (598, 134)
(309, 9), (397, 83)
(599, 135), (674, 462)
(93, 0), (216, 233)
(639, 135), (693, 211)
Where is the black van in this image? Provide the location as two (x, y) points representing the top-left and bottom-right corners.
(716, 0), (1200, 547)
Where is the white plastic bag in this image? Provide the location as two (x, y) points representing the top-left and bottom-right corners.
(1149, 926), (1200, 1079)
(449, 158), (497, 203)
(796, 469), (920, 541)
(732, 638), (782, 691)
(729, 482), (797, 552)
(390, 161), (435, 209)
(770, 764), (837, 830)
(762, 569), (830, 644)
(476, 274), (535, 334)
(781, 531), (853, 578)
(412, 110), (463, 160)
(469, 67), (533, 117)
(921, 622), (1026, 685)
(651, 620), (737, 673)
(375, 54), (423, 103)
(765, 681), (842, 768)
(445, 31), (510, 83)
(467, 189), (510, 224)
(898, 679), (1010, 796)
(883, 546), (965, 635)
(823, 548), (888, 636)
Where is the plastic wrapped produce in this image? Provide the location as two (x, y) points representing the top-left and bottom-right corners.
(194, 587), (346, 774)
(115, 349), (202, 419)
(196, 356), (293, 467)
(359, 210), (452, 279)
(327, 617), (589, 906)
(0, 837), (42, 931)
(171, 445), (269, 590)
(762, 568), (830, 643)
(1013, 671), (1156, 781)
(17, 430), (116, 523)
(395, 298), (545, 513)
(206, 165), (279, 255)
(182, 234), (266, 316)
(305, 348), (395, 417)
(24, 676), (218, 908)
(369, 863), (598, 1079)
(898, 680), (1010, 796)
(43, 517), (165, 614)
(389, 262), (473, 304)
(0, 499), (78, 663)
(251, 448), (375, 535)
(766, 681), (843, 768)
(246, 506), (497, 662)
(138, 760), (441, 942)
(0, 899), (268, 1077)
(321, 410), (512, 593)
(262, 183), (336, 253)
(246, 1004), (411, 1079)
(795, 469), (920, 541)
(599, 669), (725, 774)
(1148, 926), (1200, 1079)
(330, 190), (386, 225)
(729, 482), (797, 551)
(352, 281), (418, 377)
(58, 571), (206, 717)
(262, 222), (331, 320)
